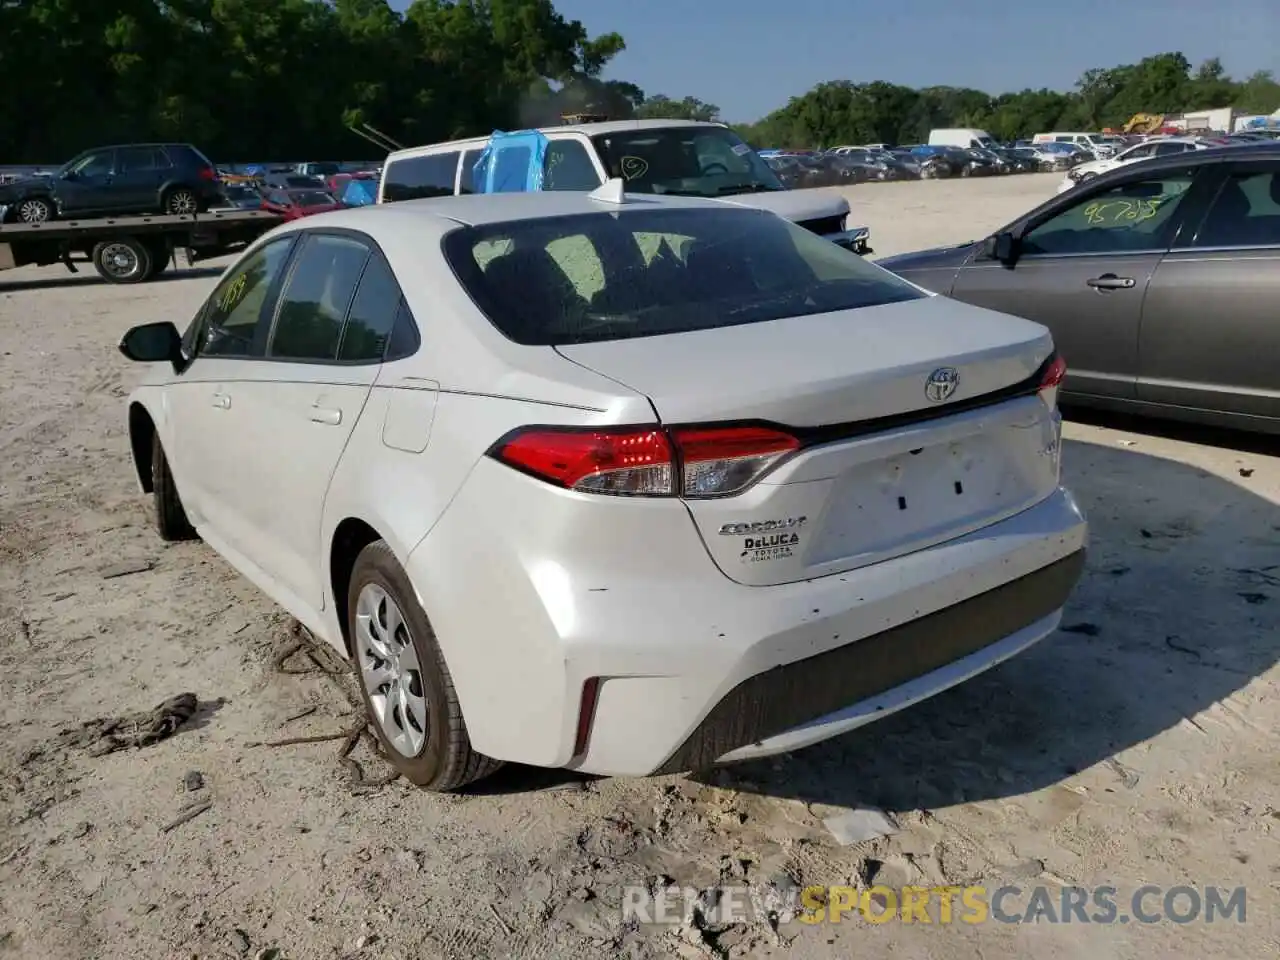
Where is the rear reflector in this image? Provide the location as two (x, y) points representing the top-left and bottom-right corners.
(490, 424), (801, 498)
(574, 677), (601, 757)
(1038, 353), (1066, 407)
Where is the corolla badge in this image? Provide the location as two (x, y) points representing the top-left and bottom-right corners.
(924, 366), (959, 403)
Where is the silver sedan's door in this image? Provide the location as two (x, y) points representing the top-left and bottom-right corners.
(1138, 158), (1280, 423)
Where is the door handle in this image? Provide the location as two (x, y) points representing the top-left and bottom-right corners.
(1086, 274), (1135, 290)
(310, 406), (342, 425)
(211, 392), (230, 409)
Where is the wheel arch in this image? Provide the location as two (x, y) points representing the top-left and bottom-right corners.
(128, 401), (157, 493)
(158, 178), (198, 197)
(329, 517), (390, 657)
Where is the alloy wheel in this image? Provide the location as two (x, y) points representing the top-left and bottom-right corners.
(18, 199), (51, 222)
(354, 583), (429, 757)
(168, 190), (198, 215)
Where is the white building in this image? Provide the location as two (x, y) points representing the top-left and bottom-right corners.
(1168, 106), (1235, 132)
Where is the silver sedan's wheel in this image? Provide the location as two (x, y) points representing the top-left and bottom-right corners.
(17, 197), (53, 222)
(355, 583), (428, 757)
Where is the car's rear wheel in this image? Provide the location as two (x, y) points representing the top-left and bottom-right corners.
(152, 434), (197, 541)
(15, 197), (54, 223)
(163, 187), (200, 215)
(347, 540), (502, 791)
(91, 237), (153, 283)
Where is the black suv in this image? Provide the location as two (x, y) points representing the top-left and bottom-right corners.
(0, 143), (222, 223)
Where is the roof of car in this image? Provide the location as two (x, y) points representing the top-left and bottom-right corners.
(386, 120), (731, 159)
(1098, 142), (1279, 179)
(286, 188), (745, 234)
(90, 142), (197, 150)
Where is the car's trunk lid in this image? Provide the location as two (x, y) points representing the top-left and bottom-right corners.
(556, 296), (1062, 586)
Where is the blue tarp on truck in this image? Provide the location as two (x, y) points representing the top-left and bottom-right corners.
(471, 130), (550, 193)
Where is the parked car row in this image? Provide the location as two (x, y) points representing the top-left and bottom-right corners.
(759, 143), (1055, 186)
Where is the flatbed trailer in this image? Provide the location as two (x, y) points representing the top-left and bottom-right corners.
(0, 209), (284, 284)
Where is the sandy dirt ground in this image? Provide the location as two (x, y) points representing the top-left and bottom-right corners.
(1, 173), (1277, 959)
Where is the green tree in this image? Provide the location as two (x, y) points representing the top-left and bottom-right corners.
(0, 0), (631, 162)
(1236, 70), (1280, 114)
(635, 95), (721, 122)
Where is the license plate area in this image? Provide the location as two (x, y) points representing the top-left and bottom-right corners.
(805, 430), (1039, 566)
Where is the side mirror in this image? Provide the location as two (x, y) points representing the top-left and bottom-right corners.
(984, 232), (1019, 266)
(60, 169), (77, 180)
(119, 321), (183, 369)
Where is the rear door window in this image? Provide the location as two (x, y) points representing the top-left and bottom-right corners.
(269, 234), (371, 361)
(337, 252), (417, 362)
(1192, 170), (1280, 248)
(382, 152), (459, 201)
(117, 147), (164, 172)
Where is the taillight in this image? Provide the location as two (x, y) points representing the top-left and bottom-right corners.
(493, 427), (674, 496)
(198, 166), (218, 181)
(671, 425), (800, 497)
(1039, 353), (1067, 407)
(490, 424), (802, 498)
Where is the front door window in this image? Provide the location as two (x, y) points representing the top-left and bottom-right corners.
(1022, 174), (1196, 256)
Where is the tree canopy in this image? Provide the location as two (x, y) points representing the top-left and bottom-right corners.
(0, 0), (639, 161)
(0, 0), (1275, 164)
(735, 55), (1280, 148)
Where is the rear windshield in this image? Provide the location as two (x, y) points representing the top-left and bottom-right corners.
(443, 207), (925, 346)
(590, 126), (784, 198)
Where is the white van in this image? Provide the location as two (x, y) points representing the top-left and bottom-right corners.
(928, 128), (997, 150)
(377, 119), (871, 252)
(1032, 132), (1121, 158)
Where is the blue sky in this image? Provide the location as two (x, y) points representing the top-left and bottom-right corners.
(388, 0), (1277, 122)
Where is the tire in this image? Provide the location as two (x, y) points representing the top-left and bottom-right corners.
(91, 237), (154, 283)
(14, 196), (54, 223)
(163, 186), (200, 216)
(151, 434), (196, 541)
(347, 540), (502, 791)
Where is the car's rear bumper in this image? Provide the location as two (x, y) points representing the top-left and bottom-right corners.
(660, 551), (1081, 772)
(408, 461), (1087, 777)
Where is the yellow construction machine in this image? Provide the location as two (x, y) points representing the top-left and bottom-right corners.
(1122, 113), (1166, 135)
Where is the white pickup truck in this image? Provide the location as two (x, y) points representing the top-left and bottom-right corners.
(376, 119), (871, 254)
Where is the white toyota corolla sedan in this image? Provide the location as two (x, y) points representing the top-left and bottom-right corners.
(119, 183), (1087, 791)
